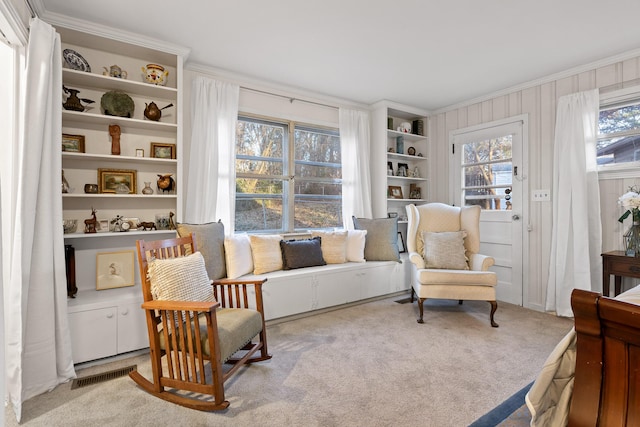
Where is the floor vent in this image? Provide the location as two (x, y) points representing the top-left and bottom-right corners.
(71, 365), (136, 390)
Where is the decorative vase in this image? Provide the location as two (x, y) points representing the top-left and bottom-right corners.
(396, 136), (404, 154)
(624, 220), (640, 256)
(141, 182), (154, 195)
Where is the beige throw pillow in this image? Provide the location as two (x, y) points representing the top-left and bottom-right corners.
(249, 234), (283, 274)
(422, 230), (469, 270)
(147, 252), (215, 303)
(311, 230), (348, 264)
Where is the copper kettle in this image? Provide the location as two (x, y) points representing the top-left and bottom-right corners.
(143, 101), (173, 121)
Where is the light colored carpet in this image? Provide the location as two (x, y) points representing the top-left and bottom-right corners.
(5, 295), (572, 427)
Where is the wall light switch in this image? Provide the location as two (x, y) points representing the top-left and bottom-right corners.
(532, 189), (551, 201)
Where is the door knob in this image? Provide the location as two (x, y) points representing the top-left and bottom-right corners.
(512, 214), (520, 221)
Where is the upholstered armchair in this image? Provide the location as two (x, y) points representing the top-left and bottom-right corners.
(405, 202), (498, 327)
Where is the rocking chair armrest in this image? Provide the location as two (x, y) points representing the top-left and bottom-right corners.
(212, 277), (268, 287)
(141, 299), (221, 313)
(469, 253), (495, 271)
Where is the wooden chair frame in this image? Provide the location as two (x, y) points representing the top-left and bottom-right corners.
(130, 233), (271, 411)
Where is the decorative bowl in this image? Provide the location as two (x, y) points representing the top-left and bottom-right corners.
(63, 219), (78, 234)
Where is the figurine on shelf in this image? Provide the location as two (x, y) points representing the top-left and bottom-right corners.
(157, 174), (175, 193)
(84, 207), (98, 233)
(168, 211), (176, 230)
(103, 65), (128, 79)
(109, 124), (121, 155)
(137, 221), (156, 231)
(63, 86), (94, 112)
(143, 101), (174, 122)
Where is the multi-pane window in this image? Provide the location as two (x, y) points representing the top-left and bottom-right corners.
(598, 102), (640, 166)
(461, 135), (513, 210)
(235, 116), (342, 233)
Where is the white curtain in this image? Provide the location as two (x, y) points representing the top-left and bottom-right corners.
(5, 18), (75, 421)
(546, 89), (602, 317)
(184, 76), (239, 230)
(339, 108), (372, 228)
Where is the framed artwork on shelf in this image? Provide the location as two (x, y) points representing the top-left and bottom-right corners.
(135, 148), (145, 157)
(98, 168), (137, 194)
(388, 185), (404, 199)
(397, 232), (406, 253)
(150, 142), (176, 159)
(409, 183), (422, 199)
(397, 163), (408, 177)
(96, 250), (135, 290)
(62, 133), (85, 153)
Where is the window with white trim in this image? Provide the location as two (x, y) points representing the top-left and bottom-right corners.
(235, 115), (342, 233)
(598, 88), (640, 177)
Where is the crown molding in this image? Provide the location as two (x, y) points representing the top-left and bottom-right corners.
(434, 47), (640, 115)
(0, 0), (28, 45)
(37, 9), (190, 59)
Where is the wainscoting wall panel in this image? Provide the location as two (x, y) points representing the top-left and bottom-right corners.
(430, 52), (640, 311)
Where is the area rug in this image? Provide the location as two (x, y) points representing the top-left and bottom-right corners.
(468, 381), (532, 426)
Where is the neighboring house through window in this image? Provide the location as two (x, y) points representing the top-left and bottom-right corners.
(235, 115), (342, 233)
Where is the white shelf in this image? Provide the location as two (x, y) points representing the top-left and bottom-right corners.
(62, 152), (177, 165)
(63, 193), (176, 199)
(387, 129), (427, 142)
(387, 153), (428, 161)
(63, 229), (177, 240)
(388, 198), (426, 203)
(63, 68), (177, 99)
(387, 176), (427, 182)
(62, 110), (177, 131)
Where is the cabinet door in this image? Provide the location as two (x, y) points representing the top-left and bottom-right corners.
(69, 307), (117, 364)
(117, 302), (149, 353)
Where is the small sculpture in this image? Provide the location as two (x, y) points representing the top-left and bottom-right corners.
(157, 174), (175, 193)
(109, 124), (121, 155)
(168, 211), (176, 230)
(101, 90), (135, 118)
(84, 207), (98, 233)
(63, 86), (94, 112)
(103, 65), (127, 79)
(137, 221), (156, 231)
(143, 101), (174, 121)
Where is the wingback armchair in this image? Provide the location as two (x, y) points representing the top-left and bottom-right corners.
(406, 202), (498, 327)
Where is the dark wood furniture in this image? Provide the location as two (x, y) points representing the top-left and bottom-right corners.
(130, 233), (271, 411)
(568, 289), (640, 426)
(601, 250), (640, 297)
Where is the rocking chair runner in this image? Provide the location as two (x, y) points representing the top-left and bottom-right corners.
(130, 233), (271, 411)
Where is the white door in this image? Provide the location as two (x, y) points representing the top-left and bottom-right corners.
(450, 116), (528, 305)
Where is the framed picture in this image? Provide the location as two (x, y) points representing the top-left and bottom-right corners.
(387, 161), (394, 176)
(96, 250), (135, 290)
(409, 183), (422, 199)
(397, 162), (408, 177)
(135, 148), (145, 157)
(98, 168), (137, 194)
(97, 219), (109, 232)
(397, 232), (406, 253)
(62, 134), (85, 153)
(150, 142), (176, 159)
(388, 185), (404, 199)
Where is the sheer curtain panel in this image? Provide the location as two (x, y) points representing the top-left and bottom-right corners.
(184, 77), (239, 229)
(5, 18), (75, 421)
(546, 89), (602, 317)
(339, 108), (372, 227)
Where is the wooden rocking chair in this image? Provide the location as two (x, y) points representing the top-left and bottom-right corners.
(130, 233), (271, 411)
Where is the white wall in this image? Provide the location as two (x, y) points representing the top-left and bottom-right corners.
(430, 53), (640, 310)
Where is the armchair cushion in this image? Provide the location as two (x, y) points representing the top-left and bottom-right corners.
(352, 217), (400, 262)
(176, 221), (226, 280)
(147, 251), (215, 304)
(280, 236), (327, 270)
(311, 230), (348, 264)
(249, 234), (283, 274)
(422, 230), (469, 270)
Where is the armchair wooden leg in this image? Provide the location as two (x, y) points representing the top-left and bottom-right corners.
(417, 297), (425, 324)
(489, 301), (499, 327)
(458, 300), (463, 305)
(410, 287), (415, 303)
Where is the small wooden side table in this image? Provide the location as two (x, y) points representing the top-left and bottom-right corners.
(601, 250), (640, 297)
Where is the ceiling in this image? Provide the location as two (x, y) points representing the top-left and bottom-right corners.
(37, 0), (640, 112)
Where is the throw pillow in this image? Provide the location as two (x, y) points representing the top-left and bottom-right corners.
(176, 221), (226, 280)
(422, 230), (469, 270)
(249, 234), (283, 274)
(147, 252), (215, 304)
(352, 216), (400, 262)
(310, 230), (348, 264)
(224, 233), (254, 279)
(280, 237), (326, 270)
(346, 229), (367, 263)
